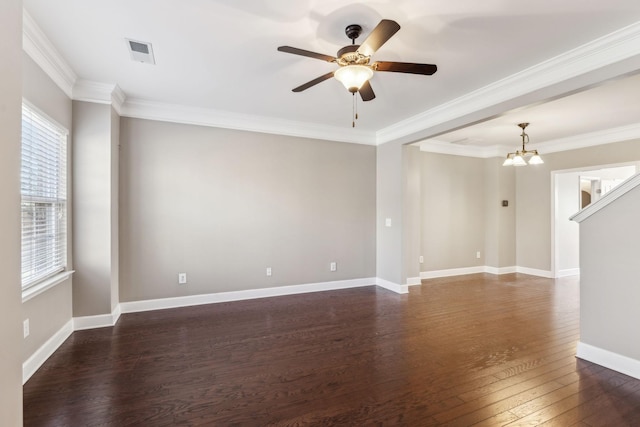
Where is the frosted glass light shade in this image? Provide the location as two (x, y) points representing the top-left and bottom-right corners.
(512, 155), (526, 166)
(334, 65), (373, 92)
(528, 154), (544, 165)
(503, 157), (514, 166)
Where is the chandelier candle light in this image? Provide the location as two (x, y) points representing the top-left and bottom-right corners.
(503, 123), (544, 166)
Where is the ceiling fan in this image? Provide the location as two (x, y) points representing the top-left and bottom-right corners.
(277, 19), (438, 102)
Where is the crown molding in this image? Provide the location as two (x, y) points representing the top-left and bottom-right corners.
(377, 21), (640, 145)
(22, 9), (77, 98)
(72, 80), (126, 114)
(532, 123), (640, 154)
(111, 86), (126, 115)
(120, 98), (376, 145)
(22, 8), (640, 148)
(420, 123), (640, 159)
(418, 139), (509, 158)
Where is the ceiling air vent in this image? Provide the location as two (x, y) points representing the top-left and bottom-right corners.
(126, 39), (155, 64)
(451, 137), (483, 145)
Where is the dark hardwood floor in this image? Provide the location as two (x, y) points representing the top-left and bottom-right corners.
(23, 273), (640, 426)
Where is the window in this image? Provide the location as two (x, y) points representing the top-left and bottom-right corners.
(21, 103), (68, 289)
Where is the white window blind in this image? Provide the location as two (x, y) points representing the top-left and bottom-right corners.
(21, 103), (68, 289)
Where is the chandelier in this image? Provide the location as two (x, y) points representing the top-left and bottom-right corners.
(502, 123), (543, 166)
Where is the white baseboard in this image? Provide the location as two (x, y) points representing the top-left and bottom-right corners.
(406, 276), (421, 286)
(73, 305), (122, 330)
(484, 266), (517, 275)
(121, 277), (377, 313)
(23, 277), (404, 381)
(420, 265), (554, 279)
(23, 319), (73, 384)
(421, 266), (485, 279)
(112, 303), (122, 324)
(376, 278), (409, 294)
(24, 279), (377, 382)
(516, 266), (554, 278)
(557, 268), (580, 278)
(577, 341), (640, 380)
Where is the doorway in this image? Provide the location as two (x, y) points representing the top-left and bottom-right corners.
(552, 163), (638, 278)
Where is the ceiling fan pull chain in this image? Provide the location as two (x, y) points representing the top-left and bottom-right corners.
(352, 93), (356, 127)
(353, 93), (358, 120)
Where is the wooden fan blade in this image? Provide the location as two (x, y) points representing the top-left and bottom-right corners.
(292, 72), (335, 92)
(277, 46), (336, 62)
(359, 81), (376, 101)
(374, 61), (438, 75)
(357, 20), (401, 56)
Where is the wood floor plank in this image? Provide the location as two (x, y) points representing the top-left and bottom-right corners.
(504, 372), (636, 426)
(439, 380), (566, 425)
(541, 376), (640, 426)
(23, 273), (640, 426)
(507, 364), (615, 418)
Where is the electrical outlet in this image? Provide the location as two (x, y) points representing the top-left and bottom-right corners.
(23, 319), (29, 338)
(419, 255), (424, 264)
(476, 251), (481, 259)
(385, 218), (392, 227)
(330, 262), (337, 272)
(266, 267), (272, 277)
(178, 273), (187, 284)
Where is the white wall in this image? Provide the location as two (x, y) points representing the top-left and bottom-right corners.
(556, 172), (581, 274)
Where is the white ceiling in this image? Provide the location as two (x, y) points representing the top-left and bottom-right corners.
(426, 72), (640, 150)
(22, 0), (640, 148)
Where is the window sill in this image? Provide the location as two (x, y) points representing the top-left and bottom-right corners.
(22, 270), (75, 303)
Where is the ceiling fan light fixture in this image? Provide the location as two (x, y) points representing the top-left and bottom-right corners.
(277, 19), (437, 127)
(334, 65), (373, 93)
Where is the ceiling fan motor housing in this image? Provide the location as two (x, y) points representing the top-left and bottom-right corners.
(336, 45), (370, 66)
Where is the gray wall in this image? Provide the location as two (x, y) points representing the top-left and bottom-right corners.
(483, 157), (516, 268)
(403, 145), (421, 281)
(419, 141), (640, 274)
(421, 152), (486, 271)
(516, 139), (640, 271)
(119, 118), (376, 301)
(376, 141), (404, 285)
(73, 101), (119, 316)
(21, 53), (74, 362)
(110, 107), (120, 311)
(0, 0), (23, 423)
(579, 184), (640, 360)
